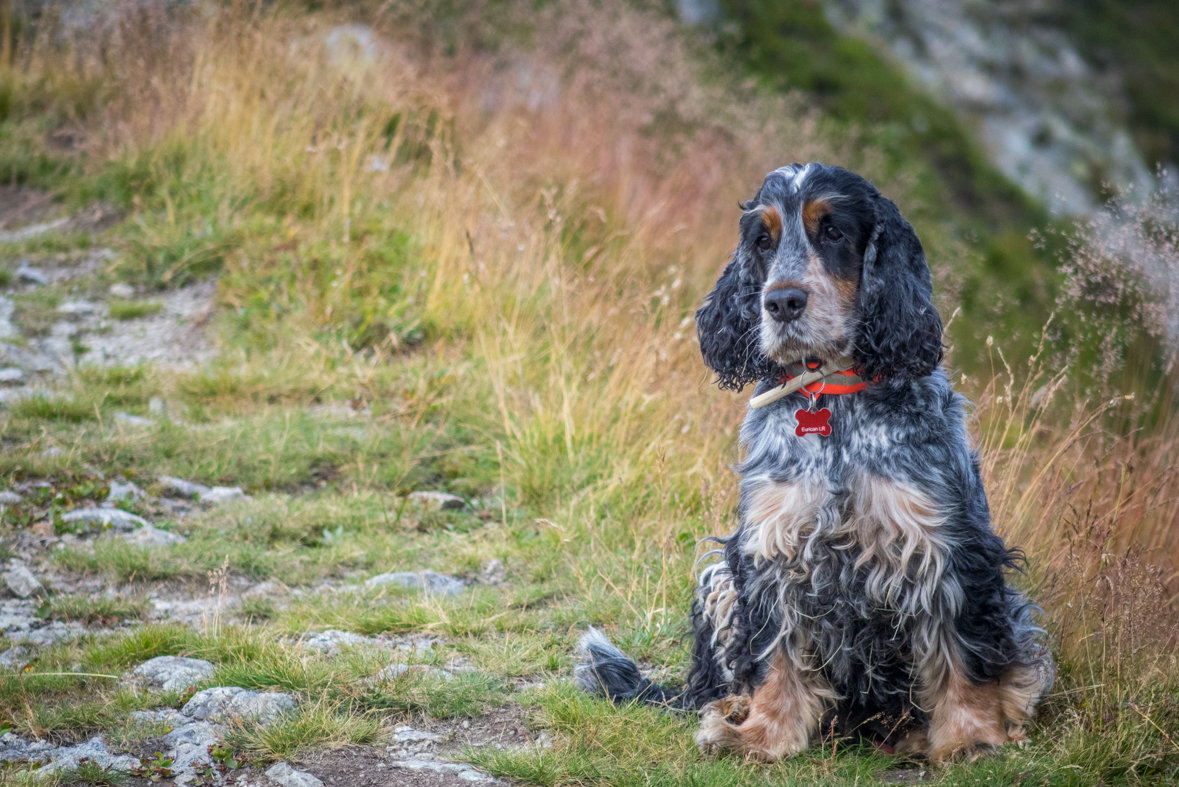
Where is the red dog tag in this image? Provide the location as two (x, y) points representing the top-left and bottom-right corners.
(795, 407), (832, 437)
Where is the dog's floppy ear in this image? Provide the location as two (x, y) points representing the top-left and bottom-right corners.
(855, 197), (943, 382)
(696, 254), (769, 391)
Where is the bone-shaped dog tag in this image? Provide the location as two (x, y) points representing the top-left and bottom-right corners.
(795, 407), (832, 437)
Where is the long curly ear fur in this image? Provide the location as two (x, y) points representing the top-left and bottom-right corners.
(855, 197), (944, 382)
(695, 254), (772, 391)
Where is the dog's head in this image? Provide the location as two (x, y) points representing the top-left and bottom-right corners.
(696, 163), (943, 390)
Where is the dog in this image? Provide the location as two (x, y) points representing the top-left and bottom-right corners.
(575, 163), (1053, 764)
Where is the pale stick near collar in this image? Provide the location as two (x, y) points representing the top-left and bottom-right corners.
(748, 357), (857, 410)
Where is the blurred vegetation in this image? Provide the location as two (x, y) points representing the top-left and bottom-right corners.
(1061, 0), (1179, 171)
(714, 0), (1066, 368)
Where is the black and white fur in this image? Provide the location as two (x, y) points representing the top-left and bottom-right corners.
(576, 163), (1053, 763)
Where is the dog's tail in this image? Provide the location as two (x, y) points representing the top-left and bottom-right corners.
(574, 627), (684, 708)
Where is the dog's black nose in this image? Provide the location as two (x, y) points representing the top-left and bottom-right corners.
(764, 288), (808, 322)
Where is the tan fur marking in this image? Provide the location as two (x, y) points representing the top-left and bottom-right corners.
(696, 650), (834, 761)
(761, 205), (782, 242)
(927, 672), (1009, 764)
(802, 198), (830, 235)
(743, 482), (827, 564)
(842, 475), (953, 614)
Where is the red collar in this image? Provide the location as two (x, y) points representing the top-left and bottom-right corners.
(779, 359), (867, 395)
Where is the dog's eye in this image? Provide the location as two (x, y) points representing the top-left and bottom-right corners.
(755, 234), (774, 252)
(823, 225), (844, 242)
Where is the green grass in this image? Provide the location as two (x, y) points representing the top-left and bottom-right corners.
(107, 299), (162, 321)
(41, 596), (149, 625)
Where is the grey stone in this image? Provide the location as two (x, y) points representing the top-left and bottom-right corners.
(57, 300), (97, 315)
(409, 490), (466, 511)
(42, 446), (62, 457)
(109, 283), (135, 298)
(149, 396), (168, 414)
(0, 491), (20, 504)
(107, 480), (145, 501)
(124, 525), (187, 547)
(49, 321), (77, 338)
(114, 412), (152, 426)
(266, 762), (326, 787)
(0, 297), (15, 340)
(181, 686), (296, 723)
(481, 558), (506, 585)
(61, 507), (150, 532)
(203, 486), (247, 504)
(0, 368), (23, 383)
(129, 708), (187, 726)
(302, 629), (372, 655)
(162, 720), (219, 748)
(15, 264), (48, 285)
(158, 476), (211, 498)
(366, 570), (466, 597)
(392, 725), (442, 743)
(132, 655), (214, 692)
(22, 620), (85, 646)
(2, 564), (43, 598)
(389, 759), (494, 781)
(0, 646), (29, 670)
(38, 735), (141, 775)
(180, 686), (246, 720)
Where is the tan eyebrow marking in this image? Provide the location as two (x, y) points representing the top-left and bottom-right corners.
(760, 205), (782, 242)
(802, 198), (831, 235)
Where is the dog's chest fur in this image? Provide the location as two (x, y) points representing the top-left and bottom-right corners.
(732, 387), (963, 702)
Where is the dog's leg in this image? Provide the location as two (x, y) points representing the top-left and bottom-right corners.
(696, 649), (833, 761)
(996, 640), (1054, 744)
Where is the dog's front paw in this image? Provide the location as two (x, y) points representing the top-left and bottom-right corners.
(929, 740), (1002, 766)
(696, 695), (750, 754)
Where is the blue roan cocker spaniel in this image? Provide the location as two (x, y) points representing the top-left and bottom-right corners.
(577, 163), (1054, 764)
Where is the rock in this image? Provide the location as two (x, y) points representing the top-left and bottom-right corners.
(61, 507), (150, 532)
(42, 446), (62, 457)
(409, 490), (466, 511)
(162, 719), (219, 748)
(181, 686), (297, 723)
(0, 297), (16, 340)
(107, 480), (145, 502)
(389, 759), (495, 782)
(0, 368), (23, 383)
(109, 283), (135, 298)
(37, 735), (141, 775)
(158, 476), (211, 498)
(22, 620), (86, 646)
(129, 708), (187, 726)
(266, 762), (326, 787)
(2, 563), (44, 599)
(57, 300), (97, 315)
(302, 629), (373, 656)
(15, 264), (48, 286)
(481, 558), (506, 585)
(0, 491), (20, 504)
(124, 525), (187, 547)
(0, 646), (29, 670)
(203, 486), (247, 504)
(132, 655), (214, 692)
(392, 725), (442, 744)
(366, 570), (466, 597)
(149, 396), (168, 415)
(114, 412), (152, 426)
(180, 686), (246, 720)
(49, 321), (77, 338)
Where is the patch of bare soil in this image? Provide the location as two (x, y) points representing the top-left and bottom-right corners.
(0, 185), (61, 231)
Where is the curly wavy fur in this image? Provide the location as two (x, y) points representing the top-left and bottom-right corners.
(578, 163), (1054, 764)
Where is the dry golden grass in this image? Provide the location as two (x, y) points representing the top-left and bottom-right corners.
(2, 0), (1178, 781)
